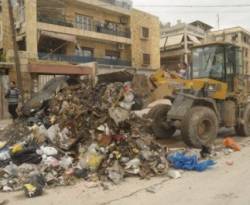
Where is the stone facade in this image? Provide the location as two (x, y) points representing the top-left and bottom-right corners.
(2, 0), (161, 119)
(0, 0), (160, 71)
(210, 27), (250, 74)
(131, 9), (160, 70)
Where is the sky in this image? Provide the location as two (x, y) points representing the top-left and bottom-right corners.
(132, 0), (250, 30)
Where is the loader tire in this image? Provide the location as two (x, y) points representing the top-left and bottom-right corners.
(181, 106), (218, 148)
(235, 104), (250, 137)
(148, 104), (176, 139)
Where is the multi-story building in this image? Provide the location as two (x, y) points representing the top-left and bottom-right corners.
(0, 0), (160, 119)
(160, 20), (212, 71)
(0, 0), (160, 88)
(211, 27), (250, 74)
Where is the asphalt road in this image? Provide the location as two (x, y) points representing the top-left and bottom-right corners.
(1, 136), (250, 205)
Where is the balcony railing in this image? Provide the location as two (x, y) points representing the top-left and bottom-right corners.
(37, 16), (131, 38)
(99, 0), (133, 10)
(38, 53), (132, 67)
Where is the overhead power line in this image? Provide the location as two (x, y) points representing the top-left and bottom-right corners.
(134, 4), (250, 8)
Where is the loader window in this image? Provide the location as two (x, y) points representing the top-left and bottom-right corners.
(192, 46), (224, 80)
(236, 48), (243, 74)
(226, 46), (242, 74)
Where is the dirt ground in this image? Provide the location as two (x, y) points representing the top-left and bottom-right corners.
(1, 121), (250, 205)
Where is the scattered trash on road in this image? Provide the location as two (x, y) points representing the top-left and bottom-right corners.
(167, 169), (182, 179)
(225, 161), (234, 166)
(167, 152), (215, 172)
(223, 138), (241, 152)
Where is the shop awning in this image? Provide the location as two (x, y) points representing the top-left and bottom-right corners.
(160, 37), (167, 49)
(166, 34), (184, 47)
(188, 35), (201, 44)
(40, 31), (77, 43)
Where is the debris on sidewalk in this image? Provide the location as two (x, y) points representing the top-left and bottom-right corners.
(223, 138), (241, 152)
(0, 77), (168, 194)
(23, 174), (46, 198)
(225, 160), (234, 166)
(167, 152), (215, 172)
(167, 169), (182, 179)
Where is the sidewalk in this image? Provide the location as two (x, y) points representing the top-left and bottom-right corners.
(0, 119), (12, 130)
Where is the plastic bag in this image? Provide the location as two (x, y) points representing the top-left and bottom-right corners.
(38, 146), (58, 156)
(24, 174), (46, 198)
(0, 149), (11, 161)
(59, 155), (73, 169)
(223, 137), (240, 151)
(0, 149), (11, 167)
(80, 153), (103, 171)
(167, 152), (215, 172)
(10, 144), (42, 166)
(80, 144), (104, 171)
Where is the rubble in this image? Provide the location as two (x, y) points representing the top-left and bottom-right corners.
(0, 76), (169, 196)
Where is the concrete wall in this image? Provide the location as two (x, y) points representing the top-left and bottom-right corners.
(211, 28), (250, 74)
(25, 0), (38, 59)
(2, 0), (13, 57)
(131, 9), (160, 70)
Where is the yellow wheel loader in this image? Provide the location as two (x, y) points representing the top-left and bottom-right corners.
(150, 42), (250, 148)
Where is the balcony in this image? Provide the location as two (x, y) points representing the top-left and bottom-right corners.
(99, 0), (132, 10)
(75, 0), (132, 15)
(38, 53), (132, 67)
(37, 16), (131, 39)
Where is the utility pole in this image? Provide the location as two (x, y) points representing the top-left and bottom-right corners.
(7, 0), (24, 104)
(217, 13), (220, 30)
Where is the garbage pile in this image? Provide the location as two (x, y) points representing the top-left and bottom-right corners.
(0, 77), (168, 197)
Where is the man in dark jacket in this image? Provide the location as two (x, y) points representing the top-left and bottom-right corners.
(5, 81), (20, 120)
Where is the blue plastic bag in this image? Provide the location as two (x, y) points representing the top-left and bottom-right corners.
(167, 152), (215, 172)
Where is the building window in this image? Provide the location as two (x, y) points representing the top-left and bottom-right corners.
(76, 47), (94, 57)
(245, 48), (248, 57)
(143, 53), (150, 65)
(231, 33), (238, 42)
(243, 35), (248, 43)
(105, 50), (120, 60)
(141, 27), (149, 39)
(75, 14), (93, 31)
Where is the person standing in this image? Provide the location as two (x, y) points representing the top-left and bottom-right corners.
(177, 62), (188, 79)
(5, 81), (20, 120)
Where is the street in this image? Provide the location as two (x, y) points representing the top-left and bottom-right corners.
(1, 1), (250, 204)
(1, 131), (250, 205)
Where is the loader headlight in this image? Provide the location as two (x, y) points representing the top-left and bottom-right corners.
(207, 84), (217, 92)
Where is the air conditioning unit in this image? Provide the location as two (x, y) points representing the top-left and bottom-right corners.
(120, 16), (129, 24)
(118, 43), (125, 50)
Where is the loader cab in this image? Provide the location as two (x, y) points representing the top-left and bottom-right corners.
(191, 43), (242, 91)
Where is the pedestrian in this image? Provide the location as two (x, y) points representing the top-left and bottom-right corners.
(177, 62), (188, 79)
(5, 81), (20, 121)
